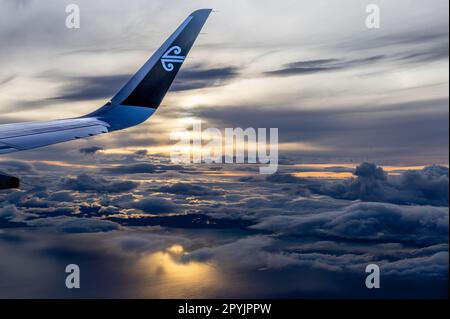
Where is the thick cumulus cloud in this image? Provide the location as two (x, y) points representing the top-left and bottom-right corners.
(251, 202), (449, 245)
(395, 165), (449, 206)
(312, 163), (449, 206)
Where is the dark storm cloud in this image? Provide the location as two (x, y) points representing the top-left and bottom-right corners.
(171, 65), (239, 91)
(193, 98), (449, 162)
(60, 174), (139, 193)
(264, 55), (385, 77)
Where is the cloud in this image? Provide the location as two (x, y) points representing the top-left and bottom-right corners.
(34, 64), (237, 105)
(181, 234), (448, 277)
(4, 0), (33, 8)
(134, 149), (148, 157)
(395, 42), (449, 64)
(251, 202), (449, 245)
(103, 163), (158, 174)
(0, 160), (36, 174)
(128, 197), (178, 214)
(265, 172), (302, 184)
(0, 74), (16, 86)
(193, 99), (449, 163)
(264, 55), (385, 77)
(48, 191), (74, 202)
(381, 251), (449, 277)
(182, 236), (300, 269)
(55, 217), (120, 233)
(0, 205), (19, 220)
(102, 162), (187, 174)
(341, 28), (449, 52)
(79, 146), (104, 155)
(313, 163), (449, 206)
(154, 183), (225, 196)
(60, 174), (138, 193)
(27, 216), (120, 233)
(110, 233), (191, 254)
(394, 165), (449, 205)
(48, 74), (130, 102)
(171, 65), (239, 91)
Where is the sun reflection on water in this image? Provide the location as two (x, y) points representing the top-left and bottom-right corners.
(136, 244), (223, 298)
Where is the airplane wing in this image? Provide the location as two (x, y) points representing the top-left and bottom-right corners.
(0, 9), (212, 155)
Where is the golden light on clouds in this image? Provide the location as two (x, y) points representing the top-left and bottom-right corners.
(292, 171), (354, 179)
(32, 160), (98, 169)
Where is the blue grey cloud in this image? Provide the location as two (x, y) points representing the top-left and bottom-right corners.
(60, 174), (139, 193)
(251, 202), (449, 245)
(311, 163), (449, 206)
(264, 55), (385, 77)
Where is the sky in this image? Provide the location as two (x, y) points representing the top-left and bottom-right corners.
(0, 0), (448, 298)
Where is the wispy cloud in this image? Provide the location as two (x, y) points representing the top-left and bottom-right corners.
(264, 55), (385, 77)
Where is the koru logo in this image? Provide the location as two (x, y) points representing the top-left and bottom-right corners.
(161, 46), (185, 72)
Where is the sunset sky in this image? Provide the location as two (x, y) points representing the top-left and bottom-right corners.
(0, 0), (448, 298)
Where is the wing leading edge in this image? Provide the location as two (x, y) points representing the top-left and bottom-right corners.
(0, 9), (212, 155)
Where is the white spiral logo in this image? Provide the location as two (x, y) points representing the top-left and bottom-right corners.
(161, 46), (185, 72)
